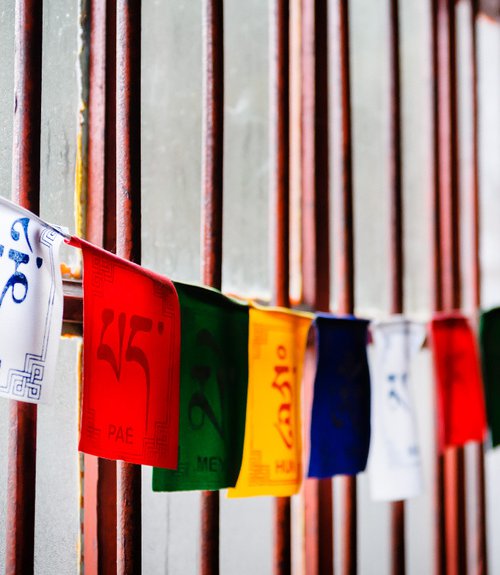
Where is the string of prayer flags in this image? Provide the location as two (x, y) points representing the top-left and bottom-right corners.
(70, 237), (180, 468)
(307, 314), (371, 478)
(228, 305), (313, 497)
(367, 317), (426, 501)
(479, 308), (500, 446)
(153, 282), (249, 491)
(0, 197), (66, 403)
(430, 313), (487, 451)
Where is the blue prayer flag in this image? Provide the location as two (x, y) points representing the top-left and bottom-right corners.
(308, 314), (371, 478)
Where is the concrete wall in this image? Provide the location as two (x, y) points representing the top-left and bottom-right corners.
(0, 0), (499, 573)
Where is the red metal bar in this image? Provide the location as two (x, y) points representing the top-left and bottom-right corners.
(334, 0), (354, 318)
(271, 0), (292, 573)
(390, 502), (405, 575)
(388, 0), (403, 318)
(200, 1), (224, 574)
(116, 0), (142, 573)
(84, 0), (118, 572)
(87, 0), (107, 248)
(476, 443), (488, 575)
(333, 1), (356, 574)
(469, 1), (488, 573)
(301, 0), (330, 312)
(301, 0), (333, 572)
(87, 0), (117, 252)
(434, 2), (466, 575)
(388, 0), (405, 572)
(430, 2), (445, 574)
(6, 1), (43, 573)
(436, 0), (460, 313)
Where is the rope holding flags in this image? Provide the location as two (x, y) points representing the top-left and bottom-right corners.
(0, 199), (496, 504)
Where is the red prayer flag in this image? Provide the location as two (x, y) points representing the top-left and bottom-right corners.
(429, 312), (487, 451)
(69, 237), (180, 468)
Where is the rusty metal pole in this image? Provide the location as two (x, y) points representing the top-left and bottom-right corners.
(84, 0), (118, 573)
(5, 1), (43, 573)
(333, 1), (357, 574)
(200, 1), (224, 574)
(435, 1), (467, 575)
(469, 1), (488, 573)
(301, 0), (333, 571)
(271, 0), (292, 572)
(388, 0), (405, 573)
(116, 0), (142, 573)
(430, 2), (446, 574)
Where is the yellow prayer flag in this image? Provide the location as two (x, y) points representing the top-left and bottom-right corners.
(228, 305), (313, 497)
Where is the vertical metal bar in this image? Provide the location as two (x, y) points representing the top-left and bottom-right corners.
(437, 0), (461, 314)
(469, 0), (480, 311)
(271, 0), (292, 572)
(87, 0), (117, 252)
(434, 2), (467, 575)
(388, 0), (405, 573)
(301, 0), (330, 312)
(116, 0), (142, 573)
(301, 0), (333, 571)
(333, 1), (356, 574)
(334, 0), (354, 318)
(476, 447), (488, 575)
(6, 1), (43, 573)
(388, 0), (403, 318)
(201, 1), (224, 574)
(469, 1), (488, 573)
(430, 2), (446, 574)
(87, 0), (107, 248)
(85, 1), (118, 572)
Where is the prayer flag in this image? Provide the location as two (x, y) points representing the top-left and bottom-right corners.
(0, 197), (65, 403)
(430, 313), (486, 450)
(479, 308), (500, 446)
(71, 237), (180, 468)
(368, 317), (425, 501)
(153, 282), (249, 491)
(228, 306), (313, 498)
(307, 314), (371, 478)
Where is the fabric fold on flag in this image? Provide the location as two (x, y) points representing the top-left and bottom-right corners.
(479, 308), (500, 447)
(430, 312), (486, 451)
(153, 282), (249, 491)
(367, 316), (426, 501)
(70, 237), (180, 468)
(307, 314), (371, 478)
(0, 197), (65, 404)
(228, 305), (313, 498)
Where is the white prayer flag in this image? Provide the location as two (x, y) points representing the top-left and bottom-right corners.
(368, 316), (426, 501)
(0, 197), (66, 403)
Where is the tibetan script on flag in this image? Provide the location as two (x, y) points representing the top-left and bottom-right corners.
(0, 197), (64, 404)
(307, 314), (371, 478)
(228, 306), (313, 498)
(153, 283), (249, 491)
(368, 317), (425, 501)
(480, 308), (500, 447)
(430, 313), (486, 451)
(71, 237), (180, 468)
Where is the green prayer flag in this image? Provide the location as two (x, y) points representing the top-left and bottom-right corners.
(153, 282), (249, 491)
(479, 308), (500, 446)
